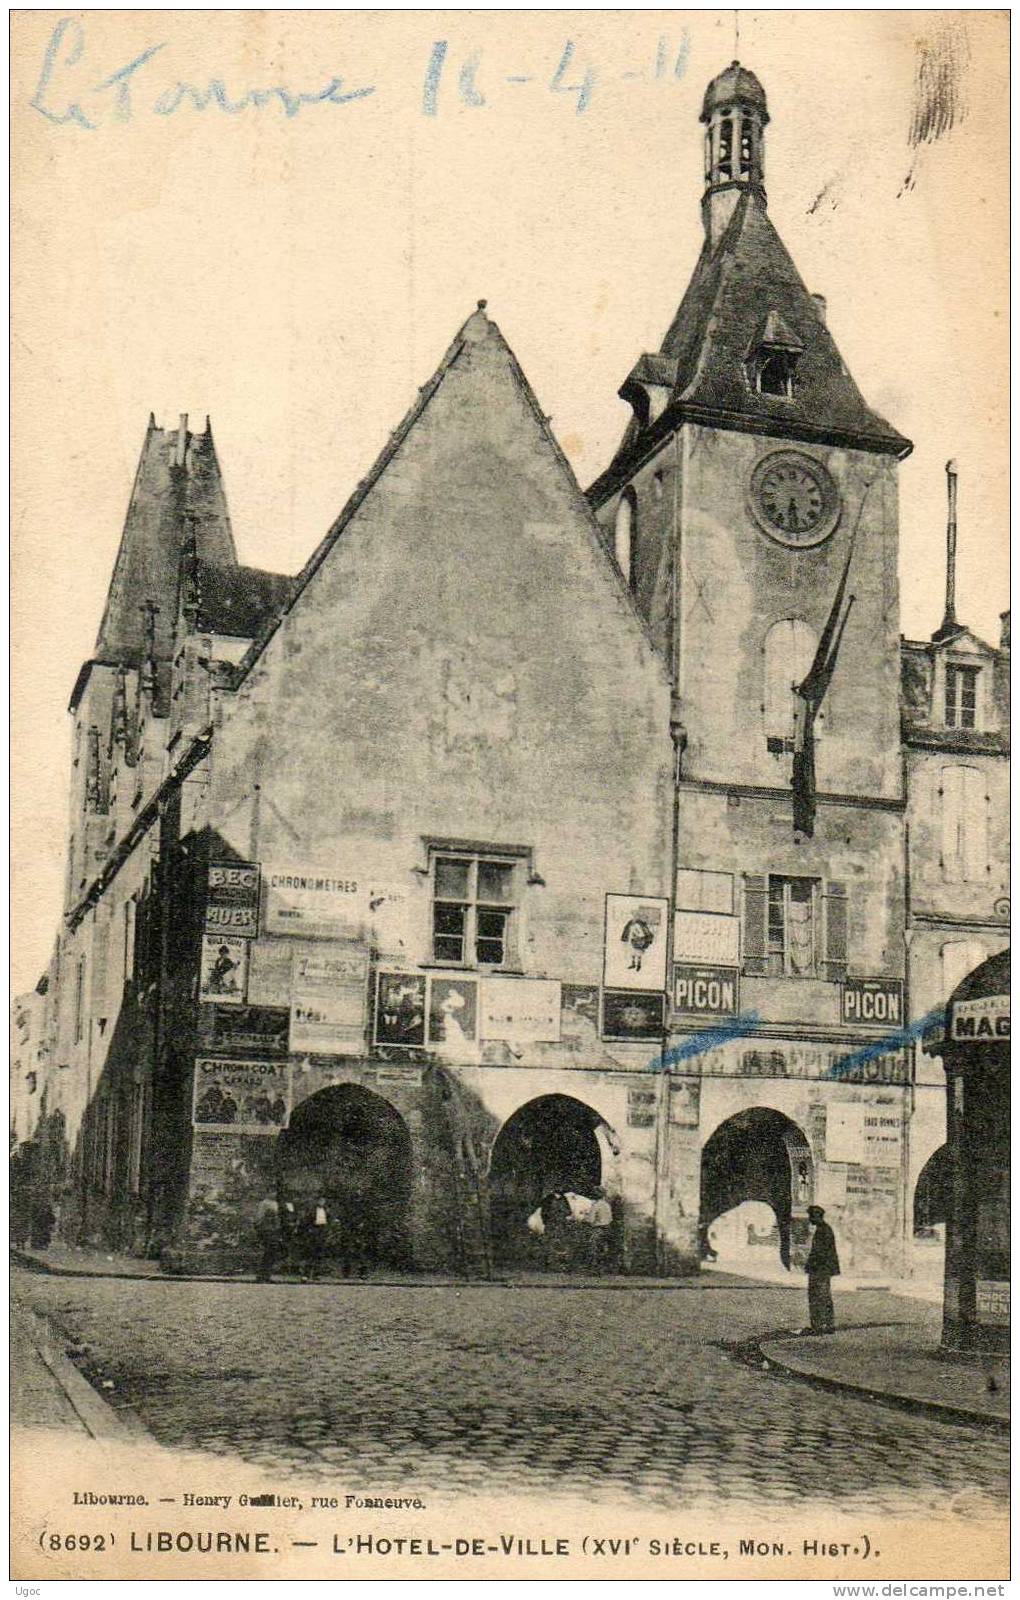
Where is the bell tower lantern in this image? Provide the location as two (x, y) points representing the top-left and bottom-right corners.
(701, 61), (769, 249)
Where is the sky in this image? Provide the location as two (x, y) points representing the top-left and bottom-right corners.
(11, 10), (1009, 993)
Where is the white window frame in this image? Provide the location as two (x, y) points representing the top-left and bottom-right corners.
(430, 850), (522, 971)
(943, 660), (982, 731)
(766, 875), (821, 978)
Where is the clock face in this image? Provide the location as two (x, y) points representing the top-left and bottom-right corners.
(750, 451), (840, 547)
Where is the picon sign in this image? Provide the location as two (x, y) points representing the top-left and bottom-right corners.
(673, 964), (739, 1017)
(841, 978), (903, 1026)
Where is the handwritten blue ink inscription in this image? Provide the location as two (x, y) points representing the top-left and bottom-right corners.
(647, 1007), (944, 1079)
(31, 19), (691, 130)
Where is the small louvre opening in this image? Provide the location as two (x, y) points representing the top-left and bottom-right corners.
(755, 350), (798, 398)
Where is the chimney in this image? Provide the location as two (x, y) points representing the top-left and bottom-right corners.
(811, 293), (827, 325)
(941, 459), (958, 634)
(175, 413), (189, 467)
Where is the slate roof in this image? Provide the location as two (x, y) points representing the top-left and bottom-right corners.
(591, 191), (911, 500)
(193, 559), (294, 638)
(94, 418), (237, 667)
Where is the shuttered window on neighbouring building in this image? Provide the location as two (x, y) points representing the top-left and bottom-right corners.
(939, 763), (989, 883)
(742, 873), (847, 980)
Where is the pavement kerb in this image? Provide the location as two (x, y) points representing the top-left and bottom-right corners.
(14, 1250), (821, 1291)
(14, 1301), (151, 1442)
(9, 1254), (815, 1292)
(759, 1332), (1010, 1432)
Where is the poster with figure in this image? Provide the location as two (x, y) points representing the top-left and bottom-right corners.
(192, 1057), (290, 1133)
(427, 975), (478, 1050)
(374, 969), (427, 1048)
(9, 9), (1008, 1588)
(603, 894), (669, 990)
(198, 935), (249, 1005)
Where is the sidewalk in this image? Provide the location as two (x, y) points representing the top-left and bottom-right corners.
(760, 1319), (1010, 1429)
(10, 1295), (145, 1439)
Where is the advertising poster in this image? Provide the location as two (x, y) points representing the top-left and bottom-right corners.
(289, 948), (369, 1055)
(601, 988), (665, 1042)
(478, 976), (561, 1043)
(673, 962), (739, 1016)
(205, 860), (260, 937)
(427, 975), (479, 1049)
(10, 10), (1008, 1589)
(191, 1057), (290, 1132)
(198, 934), (249, 1005)
(373, 969), (427, 1049)
(560, 983), (600, 1045)
(603, 892), (668, 990)
(206, 1004), (291, 1059)
(673, 907), (741, 966)
(264, 866), (367, 939)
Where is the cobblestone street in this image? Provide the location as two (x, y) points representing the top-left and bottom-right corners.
(13, 1267), (1008, 1520)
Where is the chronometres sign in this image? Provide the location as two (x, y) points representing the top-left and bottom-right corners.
(205, 861), (260, 938)
(841, 978), (903, 1026)
(674, 963), (739, 1017)
(265, 867), (366, 939)
(192, 1057), (290, 1133)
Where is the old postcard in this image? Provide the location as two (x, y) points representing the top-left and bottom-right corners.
(10, 9), (1009, 1585)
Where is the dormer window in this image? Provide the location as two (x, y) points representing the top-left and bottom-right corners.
(945, 663), (979, 729)
(746, 310), (803, 401)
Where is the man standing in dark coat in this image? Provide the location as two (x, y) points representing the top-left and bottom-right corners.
(804, 1204), (840, 1333)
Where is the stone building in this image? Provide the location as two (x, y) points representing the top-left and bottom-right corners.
(16, 62), (1008, 1281)
(900, 467), (1010, 1285)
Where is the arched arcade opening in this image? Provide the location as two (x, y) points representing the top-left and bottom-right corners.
(700, 1107), (812, 1274)
(911, 1142), (950, 1290)
(276, 1084), (413, 1270)
(488, 1094), (620, 1269)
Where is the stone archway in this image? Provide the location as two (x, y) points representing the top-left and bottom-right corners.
(276, 1084), (413, 1269)
(487, 1093), (621, 1269)
(699, 1107), (812, 1272)
(911, 1142), (950, 1292)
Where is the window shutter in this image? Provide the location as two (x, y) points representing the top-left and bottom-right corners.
(961, 767), (988, 883)
(742, 875), (769, 975)
(822, 880), (848, 981)
(940, 765), (964, 881)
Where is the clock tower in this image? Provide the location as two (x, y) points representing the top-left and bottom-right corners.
(588, 64), (917, 1280)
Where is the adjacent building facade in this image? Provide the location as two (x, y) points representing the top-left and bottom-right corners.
(13, 63), (1008, 1285)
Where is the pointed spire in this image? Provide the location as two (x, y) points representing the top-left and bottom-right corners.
(92, 415), (237, 669)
